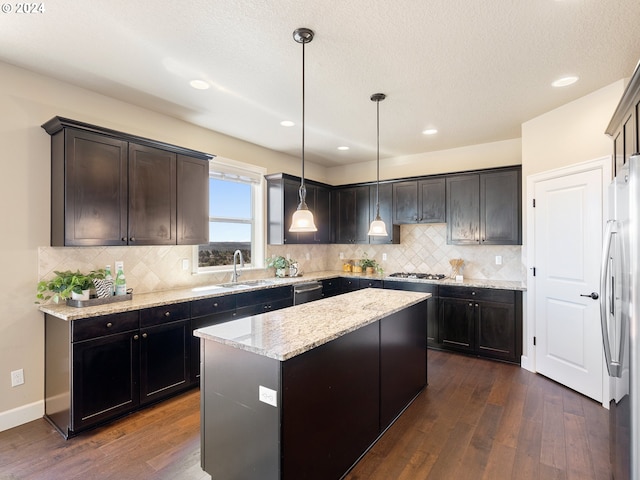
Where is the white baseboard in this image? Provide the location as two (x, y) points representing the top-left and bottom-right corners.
(0, 400), (44, 432)
(520, 354), (534, 372)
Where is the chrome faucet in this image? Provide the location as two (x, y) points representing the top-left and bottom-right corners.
(231, 249), (244, 283)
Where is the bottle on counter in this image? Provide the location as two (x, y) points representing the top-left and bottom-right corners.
(115, 265), (127, 296)
(105, 265), (115, 296)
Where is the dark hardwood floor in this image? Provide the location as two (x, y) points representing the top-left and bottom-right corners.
(0, 350), (610, 480)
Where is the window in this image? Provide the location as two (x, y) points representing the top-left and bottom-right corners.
(197, 158), (265, 271)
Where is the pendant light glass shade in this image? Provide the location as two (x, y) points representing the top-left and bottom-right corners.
(289, 28), (317, 233)
(368, 93), (388, 237)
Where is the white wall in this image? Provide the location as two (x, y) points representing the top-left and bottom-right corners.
(519, 79), (625, 368)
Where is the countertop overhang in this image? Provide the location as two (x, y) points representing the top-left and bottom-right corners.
(194, 288), (430, 361)
(38, 270), (525, 321)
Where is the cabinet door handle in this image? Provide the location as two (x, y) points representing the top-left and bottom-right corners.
(213, 302), (218, 308)
(142, 333), (147, 338)
(475, 303), (479, 307)
(130, 237), (135, 242)
(164, 311), (171, 317)
(471, 291), (476, 295)
(106, 322), (113, 328)
(133, 334), (139, 340)
(469, 303), (473, 307)
(121, 237), (127, 242)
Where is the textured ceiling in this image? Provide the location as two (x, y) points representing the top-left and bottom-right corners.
(1, 0), (639, 166)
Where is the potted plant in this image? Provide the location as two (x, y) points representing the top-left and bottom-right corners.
(360, 257), (378, 274)
(36, 269), (105, 304)
(266, 256), (289, 278)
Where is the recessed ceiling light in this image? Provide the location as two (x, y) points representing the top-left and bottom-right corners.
(552, 76), (578, 87)
(422, 128), (438, 135)
(280, 120), (295, 127)
(189, 79), (210, 90)
(337, 146), (350, 151)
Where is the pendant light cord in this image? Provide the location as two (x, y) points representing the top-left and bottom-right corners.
(375, 97), (380, 215)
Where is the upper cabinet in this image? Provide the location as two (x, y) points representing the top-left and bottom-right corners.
(265, 173), (332, 245)
(446, 167), (521, 245)
(369, 182), (400, 245)
(606, 64), (640, 176)
(42, 117), (212, 247)
(393, 178), (446, 224)
(333, 185), (370, 244)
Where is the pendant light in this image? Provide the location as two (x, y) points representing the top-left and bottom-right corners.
(289, 27), (317, 233)
(368, 93), (389, 237)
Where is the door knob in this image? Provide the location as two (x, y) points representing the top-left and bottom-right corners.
(580, 292), (599, 300)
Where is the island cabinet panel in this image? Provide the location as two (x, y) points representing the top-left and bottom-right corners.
(281, 321), (380, 480)
(42, 116), (211, 247)
(384, 280), (440, 348)
(379, 302), (428, 427)
(439, 285), (522, 364)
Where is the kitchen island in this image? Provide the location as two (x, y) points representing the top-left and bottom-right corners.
(194, 288), (430, 480)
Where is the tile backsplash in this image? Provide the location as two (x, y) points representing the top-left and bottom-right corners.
(38, 224), (524, 296)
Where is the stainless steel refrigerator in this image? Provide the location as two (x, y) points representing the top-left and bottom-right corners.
(601, 153), (639, 480)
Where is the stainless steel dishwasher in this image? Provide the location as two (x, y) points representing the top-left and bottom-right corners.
(293, 281), (323, 305)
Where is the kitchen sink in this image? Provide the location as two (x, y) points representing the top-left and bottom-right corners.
(218, 279), (275, 289)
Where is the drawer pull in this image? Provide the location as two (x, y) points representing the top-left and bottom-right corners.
(164, 311), (171, 317)
(142, 333), (148, 338)
(133, 334), (139, 340)
(213, 302), (218, 308)
(106, 322), (113, 328)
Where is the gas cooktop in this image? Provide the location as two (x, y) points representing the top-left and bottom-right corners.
(388, 272), (446, 280)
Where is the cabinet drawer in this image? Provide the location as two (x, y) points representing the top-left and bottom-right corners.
(235, 286), (292, 308)
(191, 295), (236, 317)
(439, 286), (514, 304)
(140, 302), (190, 328)
(359, 279), (383, 289)
(72, 311), (139, 342)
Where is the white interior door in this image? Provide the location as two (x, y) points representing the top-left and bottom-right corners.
(533, 167), (604, 402)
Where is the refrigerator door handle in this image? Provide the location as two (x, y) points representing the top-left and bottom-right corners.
(600, 219), (622, 378)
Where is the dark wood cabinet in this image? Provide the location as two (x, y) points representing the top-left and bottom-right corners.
(128, 143), (177, 245)
(177, 155), (209, 245)
(446, 167), (521, 245)
(333, 185), (370, 244)
(321, 278), (341, 298)
(393, 177), (445, 224)
(45, 304), (196, 438)
(42, 117), (211, 247)
(607, 62), (640, 175)
(265, 173), (332, 244)
(139, 303), (191, 404)
(369, 182), (400, 244)
(439, 286), (522, 364)
(235, 286), (293, 317)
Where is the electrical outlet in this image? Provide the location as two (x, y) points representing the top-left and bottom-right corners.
(339, 252), (344, 260)
(495, 255), (502, 265)
(182, 259), (189, 270)
(11, 369), (24, 387)
(259, 385), (277, 407)
(382, 253), (387, 261)
(286, 253), (290, 260)
(305, 253), (310, 260)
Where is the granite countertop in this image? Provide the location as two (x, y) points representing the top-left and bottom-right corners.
(193, 288), (430, 361)
(38, 270), (526, 321)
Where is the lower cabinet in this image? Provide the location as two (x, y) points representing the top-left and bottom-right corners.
(439, 286), (522, 363)
(46, 304), (193, 438)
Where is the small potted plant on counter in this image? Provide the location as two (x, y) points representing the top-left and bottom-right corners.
(266, 256), (290, 278)
(360, 255), (379, 275)
(36, 269), (105, 304)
